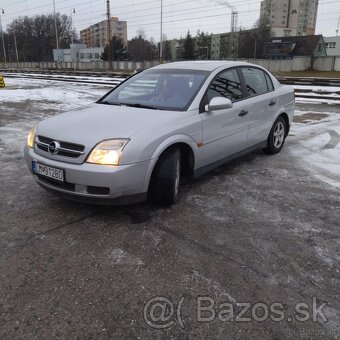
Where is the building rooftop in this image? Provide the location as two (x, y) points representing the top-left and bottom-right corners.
(264, 35), (325, 57)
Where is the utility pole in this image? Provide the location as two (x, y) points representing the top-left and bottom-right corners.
(106, 0), (113, 71)
(14, 32), (19, 62)
(160, 0), (163, 63)
(0, 9), (6, 63)
(336, 15), (340, 36)
(53, 0), (59, 49)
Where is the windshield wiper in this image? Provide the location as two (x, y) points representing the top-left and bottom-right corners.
(123, 103), (158, 110)
(99, 101), (122, 106)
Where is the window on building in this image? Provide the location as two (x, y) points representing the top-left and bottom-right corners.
(80, 53), (85, 59)
(326, 42), (336, 49)
(95, 53), (100, 59)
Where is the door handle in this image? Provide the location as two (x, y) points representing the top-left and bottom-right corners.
(239, 110), (249, 117)
(269, 100), (276, 106)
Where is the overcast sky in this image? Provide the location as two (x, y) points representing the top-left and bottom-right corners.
(1, 0), (339, 41)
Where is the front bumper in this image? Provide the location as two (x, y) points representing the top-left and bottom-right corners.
(24, 146), (150, 205)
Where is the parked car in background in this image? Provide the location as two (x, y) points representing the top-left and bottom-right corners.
(25, 61), (295, 205)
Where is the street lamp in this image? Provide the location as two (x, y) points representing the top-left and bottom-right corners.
(53, 0), (59, 49)
(159, 0), (163, 63)
(253, 36), (257, 60)
(0, 9), (6, 63)
(70, 8), (75, 44)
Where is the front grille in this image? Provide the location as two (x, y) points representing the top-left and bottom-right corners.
(36, 136), (85, 158)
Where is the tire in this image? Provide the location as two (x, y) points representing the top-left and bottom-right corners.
(151, 148), (181, 206)
(265, 116), (287, 154)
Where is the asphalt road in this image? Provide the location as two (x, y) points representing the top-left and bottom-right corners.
(0, 80), (339, 339)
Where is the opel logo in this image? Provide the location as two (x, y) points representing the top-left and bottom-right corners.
(48, 141), (61, 155)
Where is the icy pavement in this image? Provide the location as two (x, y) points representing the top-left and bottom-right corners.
(0, 78), (339, 339)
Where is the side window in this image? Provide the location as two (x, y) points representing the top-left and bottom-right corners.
(265, 72), (274, 92)
(241, 67), (269, 97)
(207, 68), (243, 102)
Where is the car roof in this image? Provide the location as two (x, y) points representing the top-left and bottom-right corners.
(151, 60), (254, 72)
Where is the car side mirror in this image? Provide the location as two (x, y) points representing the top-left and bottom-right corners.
(205, 97), (233, 112)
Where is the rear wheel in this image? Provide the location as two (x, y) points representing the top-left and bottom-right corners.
(151, 148), (181, 206)
(265, 116), (287, 154)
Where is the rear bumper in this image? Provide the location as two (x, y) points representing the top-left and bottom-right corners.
(24, 146), (150, 205)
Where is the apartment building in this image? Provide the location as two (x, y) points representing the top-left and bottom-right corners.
(324, 36), (340, 56)
(260, 0), (319, 37)
(80, 17), (127, 48)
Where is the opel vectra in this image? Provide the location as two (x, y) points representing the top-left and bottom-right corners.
(25, 61), (294, 205)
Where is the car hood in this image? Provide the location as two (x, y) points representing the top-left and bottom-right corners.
(38, 103), (185, 143)
(35, 103), (186, 164)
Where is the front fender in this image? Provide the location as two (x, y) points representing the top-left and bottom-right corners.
(142, 134), (200, 193)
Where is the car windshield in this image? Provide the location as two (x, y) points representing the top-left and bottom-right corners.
(99, 68), (209, 111)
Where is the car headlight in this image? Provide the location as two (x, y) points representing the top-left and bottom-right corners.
(86, 139), (130, 166)
(27, 125), (37, 148)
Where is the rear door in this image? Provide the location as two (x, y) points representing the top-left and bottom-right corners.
(200, 68), (249, 166)
(239, 67), (278, 147)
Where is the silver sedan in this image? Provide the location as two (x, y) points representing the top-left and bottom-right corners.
(24, 61), (295, 205)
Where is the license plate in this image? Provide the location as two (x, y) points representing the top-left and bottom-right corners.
(32, 161), (64, 182)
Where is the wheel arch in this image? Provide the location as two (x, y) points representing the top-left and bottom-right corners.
(279, 112), (290, 136)
(142, 136), (198, 193)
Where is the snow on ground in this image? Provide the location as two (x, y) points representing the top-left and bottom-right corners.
(290, 109), (340, 189)
(292, 85), (340, 105)
(292, 85), (340, 93)
(295, 97), (340, 105)
(0, 78), (108, 111)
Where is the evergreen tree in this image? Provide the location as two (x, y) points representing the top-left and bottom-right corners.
(195, 30), (210, 59)
(101, 36), (126, 61)
(183, 31), (195, 60)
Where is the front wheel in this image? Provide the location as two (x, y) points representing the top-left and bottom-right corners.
(151, 148), (181, 206)
(265, 116), (287, 154)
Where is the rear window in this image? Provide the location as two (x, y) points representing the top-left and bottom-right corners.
(265, 72), (274, 92)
